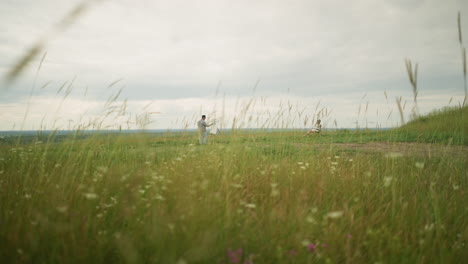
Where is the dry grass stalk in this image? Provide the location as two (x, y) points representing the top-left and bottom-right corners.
(396, 96), (405, 125)
(3, 0), (103, 85)
(458, 12), (467, 106)
(405, 59), (419, 119)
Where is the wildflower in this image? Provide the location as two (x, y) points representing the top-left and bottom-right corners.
(301, 239), (311, 246)
(385, 152), (403, 158)
(331, 162), (338, 165)
(307, 243), (315, 253)
(424, 224), (434, 231)
(452, 184), (460, 190)
(306, 216), (316, 224)
(83, 193), (98, 200)
(168, 223), (175, 232)
(383, 177), (393, 187)
(300, 166), (306, 170)
(176, 259), (187, 264)
(321, 243), (328, 248)
(96, 166), (108, 174)
(348, 159), (353, 162)
(271, 189), (280, 197)
(415, 162), (424, 169)
(227, 248), (242, 263)
(297, 162), (304, 165)
(326, 211), (343, 219)
(245, 203), (256, 209)
(24, 194), (31, 199)
(334, 156), (340, 159)
(56, 206), (68, 213)
(347, 234), (352, 239)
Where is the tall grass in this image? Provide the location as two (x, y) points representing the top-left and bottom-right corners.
(0, 126), (466, 263)
(458, 12), (467, 106)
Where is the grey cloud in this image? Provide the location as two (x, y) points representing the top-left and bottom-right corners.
(1, 0), (468, 115)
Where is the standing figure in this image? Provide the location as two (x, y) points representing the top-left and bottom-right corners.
(304, 119), (322, 136)
(197, 115), (213, 144)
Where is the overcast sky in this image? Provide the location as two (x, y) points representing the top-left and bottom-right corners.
(0, 0), (467, 130)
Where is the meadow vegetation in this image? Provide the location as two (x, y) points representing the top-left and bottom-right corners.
(0, 107), (466, 263)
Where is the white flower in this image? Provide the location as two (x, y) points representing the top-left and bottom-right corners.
(383, 177), (393, 187)
(301, 239), (311, 246)
(96, 166), (108, 173)
(326, 211), (344, 219)
(306, 216), (316, 224)
(83, 193), (98, 200)
(271, 189), (280, 197)
(415, 162), (424, 169)
(385, 152), (403, 158)
(245, 203), (256, 209)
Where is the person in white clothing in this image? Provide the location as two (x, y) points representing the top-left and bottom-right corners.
(197, 115), (213, 144)
(304, 119), (322, 136)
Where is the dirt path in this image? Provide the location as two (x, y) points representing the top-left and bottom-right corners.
(293, 142), (468, 157)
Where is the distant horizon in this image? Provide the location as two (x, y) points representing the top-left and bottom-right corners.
(0, 127), (394, 136)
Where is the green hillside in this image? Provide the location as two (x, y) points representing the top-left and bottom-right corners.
(395, 106), (467, 145)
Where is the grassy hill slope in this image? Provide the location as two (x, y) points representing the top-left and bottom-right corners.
(395, 106), (467, 145)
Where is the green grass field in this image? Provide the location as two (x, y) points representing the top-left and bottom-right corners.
(0, 107), (467, 263)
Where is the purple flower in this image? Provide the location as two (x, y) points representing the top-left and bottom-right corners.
(307, 243), (315, 253)
(347, 234), (352, 239)
(227, 248), (243, 263)
(287, 249), (298, 257)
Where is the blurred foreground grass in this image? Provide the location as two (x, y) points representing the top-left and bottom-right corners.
(0, 108), (467, 263)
